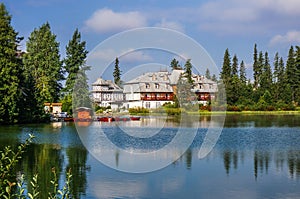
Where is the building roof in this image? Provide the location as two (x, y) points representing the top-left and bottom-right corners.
(92, 77), (123, 92)
(124, 71), (170, 84)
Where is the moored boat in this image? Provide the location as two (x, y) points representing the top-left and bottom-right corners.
(130, 116), (141, 121)
(98, 117), (115, 122)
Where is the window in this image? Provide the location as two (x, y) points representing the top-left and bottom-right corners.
(146, 83), (150, 89)
(155, 83), (159, 89)
(145, 102), (151, 108)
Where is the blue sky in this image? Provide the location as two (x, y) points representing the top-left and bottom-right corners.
(4, 0), (300, 79)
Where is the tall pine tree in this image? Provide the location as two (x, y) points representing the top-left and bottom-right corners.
(113, 57), (122, 86)
(62, 29), (88, 114)
(285, 46), (296, 102)
(220, 48), (231, 83)
(253, 44), (259, 88)
(232, 54), (238, 76)
(239, 60), (247, 85)
(184, 59), (193, 84)
(0, 3), (23, 124)
(64, 29), (88, 93)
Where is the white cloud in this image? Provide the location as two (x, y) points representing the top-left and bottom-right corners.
(154, 19), (185, 33)
(197, 0), (300, 35)
(84, 8), (147, 33)
(269, 30), (300, 46)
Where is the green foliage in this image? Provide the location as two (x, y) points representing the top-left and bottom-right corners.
(0, 134), (34, 198)
(170, 58), (181, 70)
(72, 66), (92, 110)
(205, 68), (211, 79)
(113, 57), (122, 87)
(61, 94), (72, 115)
(0, 135), (73, 198)
(220, 48), (231, 83)
(24, 22), (63, 103)
(184, 59), (193, 84)
(0, 3), (23, 124)
(64, 29), (88, 94)
(128, 107), (149, 115)
(219, 44), (300, 111)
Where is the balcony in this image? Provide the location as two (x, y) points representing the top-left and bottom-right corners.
(141, 93), (174, 101)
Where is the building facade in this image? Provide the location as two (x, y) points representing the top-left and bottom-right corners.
(123, 71), (174, 109)
(91, 70), (218, 110)
(91, 77), (124, 109)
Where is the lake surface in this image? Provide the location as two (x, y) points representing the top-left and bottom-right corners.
(1, 114), (300, 199)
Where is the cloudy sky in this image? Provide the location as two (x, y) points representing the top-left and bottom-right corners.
(4, 0), (300, 79)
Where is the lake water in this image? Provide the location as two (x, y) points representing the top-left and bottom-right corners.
(1, 114), (300, 199)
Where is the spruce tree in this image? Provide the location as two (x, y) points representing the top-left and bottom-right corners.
(170, 58), (180, 70)
(211, 74), (217, 82)
(113, 57), (122, 86)
(220, 48), (231, 83)
(285, 46), (296, 102)
(62, 29), (88, 114)
(239, 60), (247, 85)
(64, 29), (88, 93)
(257, 51), (264, 88)
(205, 68), (211, 79)
(0, 3), (23, 124)
(73, 66), (92, 109)
(184, 59), (193, 84)
(294, 46), (300, 103)
(232, 54), (238, 76)
(261, 52), (272, 92)
(273, 52), (279, 83)
(253, 44), (259, 88)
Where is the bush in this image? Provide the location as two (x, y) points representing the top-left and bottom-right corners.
(0, 135), (73, 198)
(128, 107), (149, 115)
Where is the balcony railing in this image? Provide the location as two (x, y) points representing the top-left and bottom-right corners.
(141, 93), (174, 101)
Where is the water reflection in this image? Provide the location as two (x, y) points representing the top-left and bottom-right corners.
(0, 115), (300, 198)
(13, 123), (90, 199)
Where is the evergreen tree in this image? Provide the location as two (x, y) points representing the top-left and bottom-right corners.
(273, 52), (279, 83)
(24, 22), (63, 104)
(73, 66), (92, 109)
(277, 57), (289, 103)
(232, 54), (238, 76)
(64, 29), (88, 93)
(220, 48), (231, 83)
(113, 57), (122, 86)
(285, 46), (296, 102)
(239, 60), (247, 85)
(253, 44), (259, 88)
(260, 52), (272, 92)
(0, 3), (23, 124)
(205, 68), (211, 79)
(211, 74), (217, 82)
(257, 51), (264, 88)
(184, 59), (193, 84)
(294, 46), (300, 103)
(170, 58), (180, 70)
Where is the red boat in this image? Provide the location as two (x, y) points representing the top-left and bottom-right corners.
(64, 117), (74, 122)
(130, 116), (141, 121)
(115, 116), (130, 121)
(98, 117), (115, 122)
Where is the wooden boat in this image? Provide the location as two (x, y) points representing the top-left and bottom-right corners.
(130, 116), (141, 121)
(64, 117), (74, 122)
(115, 116), (130, 121)
(98, 117), (115, 122)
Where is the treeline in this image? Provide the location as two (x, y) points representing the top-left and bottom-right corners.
(0, 3), (88, 124)
(218, 44), (300, 111)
